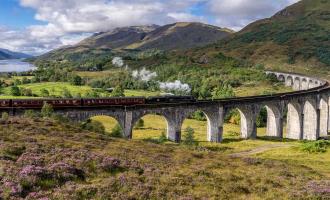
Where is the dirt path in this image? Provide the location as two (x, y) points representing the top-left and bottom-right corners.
(230, 144), (294, 158)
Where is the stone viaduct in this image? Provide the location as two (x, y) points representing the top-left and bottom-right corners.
(9, 71), (330, 143)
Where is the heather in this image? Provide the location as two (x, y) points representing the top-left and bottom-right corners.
(0, 117), (329, 199)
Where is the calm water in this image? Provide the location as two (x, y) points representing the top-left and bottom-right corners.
(0, 59), (36, 72)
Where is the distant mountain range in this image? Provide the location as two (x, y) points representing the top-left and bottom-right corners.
(0, 48), (33, 60)
(35, 0), (329, 73)
(35, 22), (234, 62)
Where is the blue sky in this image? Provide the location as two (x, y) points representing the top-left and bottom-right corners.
(0, 0), (43, 28)
(0, 0), (300, 55)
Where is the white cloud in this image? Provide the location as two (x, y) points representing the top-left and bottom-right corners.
(207, 0), (301, 31)
(0, 0), (300, 54)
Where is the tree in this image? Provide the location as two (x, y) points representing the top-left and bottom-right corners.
(10, 86), (20, 96)
(81, 119), (105, 134)
(71, 75), (83, 86)
(41, 103), (53, 118)
(111, 86), (125, 97)
(22, 77), (31, 84)
(110, 124), (123, 138)
(62, 88), (72, 98)
(134, 119), (144, 129)
(211, 85), (235, 99)
(40, 88), (50, 97)
(183, 126), (198, 146)
(21, 88), (33, 96)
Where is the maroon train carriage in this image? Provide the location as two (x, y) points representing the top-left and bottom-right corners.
(11, 99), (81, 108)
(83, 97), (145, 106)
(0, 100), (11, 108)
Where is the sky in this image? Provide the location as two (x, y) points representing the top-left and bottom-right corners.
(0, 0), (300, 55)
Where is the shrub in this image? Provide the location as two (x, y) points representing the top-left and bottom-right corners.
(82, 119), (105, 134)
(2, 112), (9, 121)
(191, 110), (206, 121)
(21, 88), (33, 96)
(62, 88), (73, 98)
(110, 124), (123, 138)
(41, 103), (54, 118)
(134, 119), (144, 129)
(71, 75), (83, 86)
(256, 108), (267, 128)
(24, 110), (38, 118)
(10, 86), (21, 96)
(111, 86), (125, 97)
(158, 131), (168, 143)
(301, 140), (330, 153)
(183, 126), (198, 146)
(40, 88), (50, 97)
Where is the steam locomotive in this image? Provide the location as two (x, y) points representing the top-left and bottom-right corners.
(0, 96), (196, 108)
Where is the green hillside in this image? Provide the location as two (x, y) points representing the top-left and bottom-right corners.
(208, 0), (330, 74)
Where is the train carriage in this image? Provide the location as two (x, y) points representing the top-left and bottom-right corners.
(83, 97), (145, 106)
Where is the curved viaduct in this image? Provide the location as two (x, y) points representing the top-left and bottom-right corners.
(10, 71), (330, 143)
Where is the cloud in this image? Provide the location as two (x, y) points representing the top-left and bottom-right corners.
(0, 26), (89, 55)
(206, 0), (300, 31)
(0, 0), (300, 54)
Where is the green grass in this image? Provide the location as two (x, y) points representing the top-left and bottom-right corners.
(1, 82), (160, 98)
(93, 114), (330, 178)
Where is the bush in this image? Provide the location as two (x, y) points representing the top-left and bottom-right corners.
(24, 110), (38, 118)
(256, 108), (267, 128)
(62, 88), (72, 98)
(158, 131), (168, 143)
(111, 86), (125, 97)
(301, 140), (330, 153)
(191, 110), (206, 121)
(82, 119), (105, 134)
(134, 119), (144, 129)
(2, 112), (9, 121)
(110, 124), (123, 138)
(21, 88), (33, 96)
(41, 103), (54, 118)
(40, 88), (50, 97)
(183, 126), (198, 146)
(10, 86), (21, 96)
(71, 75), (83, 86)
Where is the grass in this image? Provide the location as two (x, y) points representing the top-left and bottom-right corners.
(0, 82), (160, 98)
(0, 116), (329, 199)
(93, 114), (330, 178)
(234, 82), (292, 97)
(74, 70), (122, 79)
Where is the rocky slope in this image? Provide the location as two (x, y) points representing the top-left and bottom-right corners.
(35, 22), (233, 62)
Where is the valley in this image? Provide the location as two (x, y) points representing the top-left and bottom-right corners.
(0, 0), (329, 199)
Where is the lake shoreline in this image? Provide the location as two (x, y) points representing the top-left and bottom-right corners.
(0, 59), (36, 72)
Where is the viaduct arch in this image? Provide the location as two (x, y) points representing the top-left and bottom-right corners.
(5, 71), (330, 143)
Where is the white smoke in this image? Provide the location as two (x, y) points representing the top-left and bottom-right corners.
(159, 80), (191, 94)
(112, 57), (124, 67)
(132, 68), (157, 81)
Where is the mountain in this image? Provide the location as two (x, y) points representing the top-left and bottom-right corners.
(35, 22), (233, 62)
(190, 0), (330, 73)
(0, 48), (33, 60)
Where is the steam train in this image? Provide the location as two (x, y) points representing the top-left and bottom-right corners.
(0, 96), (196, 108)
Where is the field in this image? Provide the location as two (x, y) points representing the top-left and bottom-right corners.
(0, 116), (329, 199)
(0, 82), (160, 98)
(92, 114), (330, 177)
(0, 78), (292, 99)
